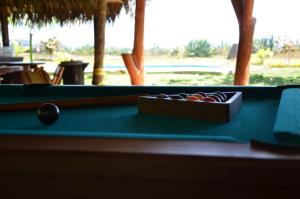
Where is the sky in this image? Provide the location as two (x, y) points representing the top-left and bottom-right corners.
(8, 0), (300, 48)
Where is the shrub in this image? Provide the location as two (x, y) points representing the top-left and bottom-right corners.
(213, 42), (231, 56)
(253, 36), (274, 53)
(12, 42), (27, 56)
(185, 39), (212, 57)
(73, 45), (94, 55)
(253, 48), (273, 65)
(106, 47), (131, 55)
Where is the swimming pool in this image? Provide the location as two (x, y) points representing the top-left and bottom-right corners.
(103, 64), (234, 73)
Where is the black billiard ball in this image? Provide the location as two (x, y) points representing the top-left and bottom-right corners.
(170, 95), (184, 100)
(37, 103), (60, 125)
(178, 93), (189, 98)
(215, 91), (227, 101)
(212, 93), (225, 102)
(157, 94), (170, 99)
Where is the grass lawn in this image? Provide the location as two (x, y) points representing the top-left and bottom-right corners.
(84, 66), (300, 86)
(26, 53), (300, 86)
(84, 60), (300, 86)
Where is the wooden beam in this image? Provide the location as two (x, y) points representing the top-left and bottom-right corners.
(92, 0), (107, 85)
(0, 7), (9, 47)
(107, 0), (123, 3)
(122, 0), (146, 85)
(231, 0), (255, 85)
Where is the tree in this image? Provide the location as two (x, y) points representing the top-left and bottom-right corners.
(43, 37), (60, 60)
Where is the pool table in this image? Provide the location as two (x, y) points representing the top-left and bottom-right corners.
(0, 84), (300, 198)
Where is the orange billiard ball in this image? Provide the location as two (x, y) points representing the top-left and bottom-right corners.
(192, 94), (205, 101)
(186, 95), (200, 101)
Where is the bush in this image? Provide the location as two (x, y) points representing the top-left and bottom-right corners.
(12, 42), (27, 56)
(214, 42), (231, 56)
(169, 47), (185, 58)
(73, 45), (94, 55)
(185, 39), (212, 57)
(106, 47), (131, 55)
(145, 46), (170, 56)
(253, 36), (274, 53)
(53, 52), (73, 63)
(252, 48), (273, 65)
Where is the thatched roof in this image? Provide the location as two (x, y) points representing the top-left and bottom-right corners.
(0, 0), (131, 25)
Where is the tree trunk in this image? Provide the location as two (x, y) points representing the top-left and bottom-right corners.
(231, 0), (255, 85)
(122, 0), (145, 85)
(92, 0), (107, 85)
(0, 7), (9, 47)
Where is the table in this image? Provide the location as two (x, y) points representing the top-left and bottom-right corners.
(0, 85), (300, 198)
(0, 61), (44, 71)
(0, 66), (24, 83)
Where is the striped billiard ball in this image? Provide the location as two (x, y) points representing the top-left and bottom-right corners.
(203, 96), (217, 103)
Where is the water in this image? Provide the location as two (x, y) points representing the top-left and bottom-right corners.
(104, 65), (223, 69)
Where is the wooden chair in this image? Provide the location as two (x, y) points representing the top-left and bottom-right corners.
(51, 65), (65, 85)
(1, 65), (65, 85)
(2, 67), (51, 84)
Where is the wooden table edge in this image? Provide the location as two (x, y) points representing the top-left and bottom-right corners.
(0, 135), (300, 160)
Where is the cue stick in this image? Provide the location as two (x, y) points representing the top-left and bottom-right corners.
(0, 94), (144, 111)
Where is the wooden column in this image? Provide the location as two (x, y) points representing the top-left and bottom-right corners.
(122, 0), (145, 85)
(92, 0), (107, 85)
(0, 7), (9, 47)
(231, 0), (255, 85)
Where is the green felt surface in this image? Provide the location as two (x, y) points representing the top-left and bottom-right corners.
(0, 98), (279, 143)
(273, 88), (300, 144)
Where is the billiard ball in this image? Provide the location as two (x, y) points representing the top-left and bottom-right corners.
(157, 94), (170, 99)
(203, 96), (217, 102)
(192, 94), (205, 100)
(178, 93), (189, 98)
(215, 91), (227, 101)
(170, 95), (184, 100)
(207, 95), (222, 102)
(196, 92), (207, 97)
(213, 93), (225, 102)
(37, 103), (60, 125)
(186, 95), (200, 101)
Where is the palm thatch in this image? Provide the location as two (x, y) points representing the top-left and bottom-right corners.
(0, 0), (131, 25)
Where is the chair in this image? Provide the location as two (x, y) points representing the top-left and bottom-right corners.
(2, 67), (51, 84)
(51, 65), (65, 85)
(1, 65), (65, 85)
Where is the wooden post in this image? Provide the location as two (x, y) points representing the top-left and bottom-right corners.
(0, 7), (9, 47)
(29, 33), (33, 62)
(231, 0), (255, 85)
(92, 0), (107, 85)
(122, 0), (145, 85)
